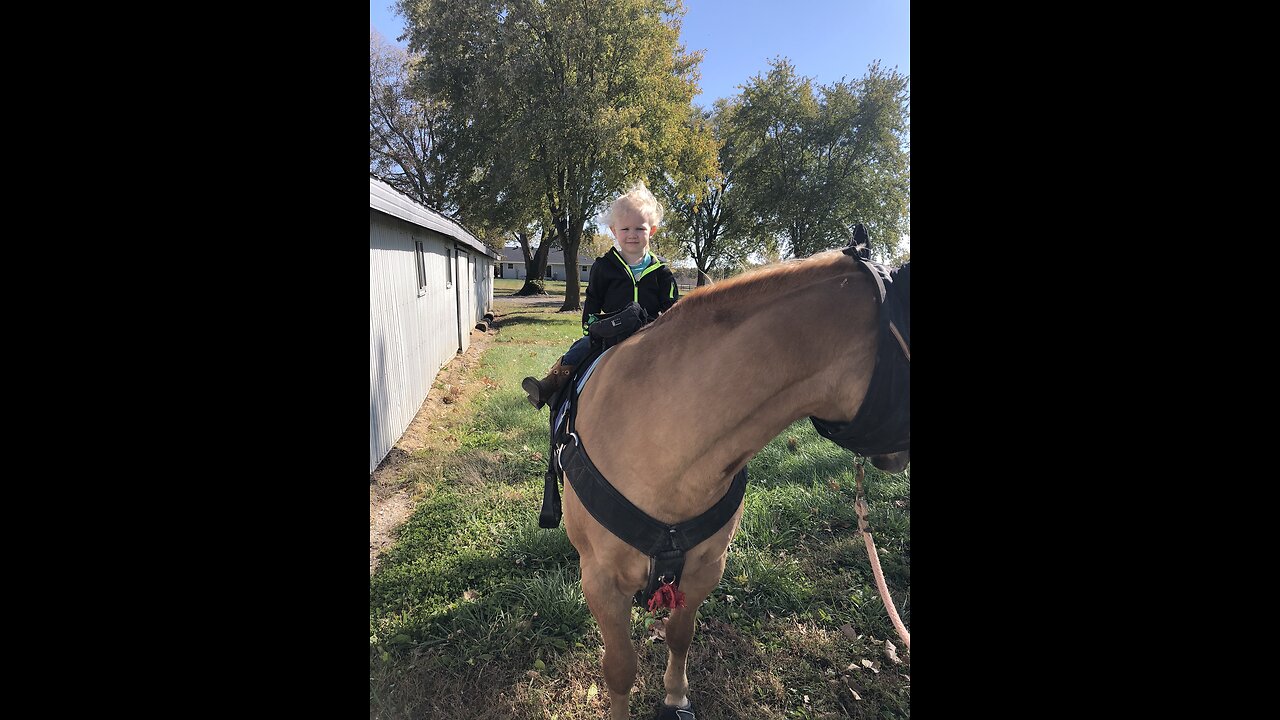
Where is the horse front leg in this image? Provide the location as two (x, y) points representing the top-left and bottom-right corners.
(581, 567), (638, 720)
(659, 553), (728, 714)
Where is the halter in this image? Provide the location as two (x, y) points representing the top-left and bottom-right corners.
(809, 245), (911, 457)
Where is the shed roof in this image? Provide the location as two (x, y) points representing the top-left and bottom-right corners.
(369, 178), (498, 259)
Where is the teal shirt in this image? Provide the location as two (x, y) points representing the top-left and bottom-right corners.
(627, 253), (653, 279)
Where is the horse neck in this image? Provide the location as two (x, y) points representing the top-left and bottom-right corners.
(575, 261), (879, 523)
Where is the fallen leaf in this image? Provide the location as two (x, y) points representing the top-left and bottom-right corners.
(463, 589), (478, 602)
(587, 682), (598, 700)
(850, 689), (862, 701)
(884, 639), (901, 664)
(860, 659), (880, 673)
(840, 624), (858, 641)
(533, 659), (545, 671)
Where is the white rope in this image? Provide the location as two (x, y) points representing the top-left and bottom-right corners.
(854, 461), (910, 650)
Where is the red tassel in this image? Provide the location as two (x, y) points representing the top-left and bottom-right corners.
(647, 580), (687, 613)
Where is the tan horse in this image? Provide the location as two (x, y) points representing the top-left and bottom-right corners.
(562, 248), (908, 719)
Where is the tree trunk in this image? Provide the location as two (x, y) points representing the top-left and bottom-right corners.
(697, 270), (712, 286)
(559, 217), (584, 312)
(515, 240), (553, 296)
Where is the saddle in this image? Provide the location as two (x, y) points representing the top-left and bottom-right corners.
(538, 301), (649, 528)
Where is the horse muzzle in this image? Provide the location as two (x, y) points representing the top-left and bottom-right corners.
(869, 451), (910, 474)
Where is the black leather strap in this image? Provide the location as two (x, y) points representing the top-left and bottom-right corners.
(559, 438), (748, 558)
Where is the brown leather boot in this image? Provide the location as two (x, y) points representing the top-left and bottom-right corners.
(522, 359), (577, 410)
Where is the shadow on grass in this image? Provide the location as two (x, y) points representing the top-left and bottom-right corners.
(492, 313), (567, 331)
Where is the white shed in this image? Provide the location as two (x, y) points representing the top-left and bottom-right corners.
(370, 178), (498, 473)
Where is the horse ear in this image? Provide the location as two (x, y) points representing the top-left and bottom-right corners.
(852, 223), (869, 247)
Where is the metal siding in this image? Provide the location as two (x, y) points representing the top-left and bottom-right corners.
(456, 248), (472, 354)
(474, 253), (490, 322)
(370, 211), (473, 473)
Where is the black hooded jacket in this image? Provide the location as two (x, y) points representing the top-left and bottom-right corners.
(581, 247), (679, 333)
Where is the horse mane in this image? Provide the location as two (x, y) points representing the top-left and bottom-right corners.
(639, 250), (854, 335)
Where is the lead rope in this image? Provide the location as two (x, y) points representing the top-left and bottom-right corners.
(854, 459), (910, 650)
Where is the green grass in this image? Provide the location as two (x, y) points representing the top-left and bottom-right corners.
(370, 295), (910, 719)
(494, 278), (584, 297)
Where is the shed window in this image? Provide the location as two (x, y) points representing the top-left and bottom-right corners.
(414, 241), (427, 295)
(508, 263), (514, 269)
(445, 248), (454, 288)
(582, 265), (588, 272)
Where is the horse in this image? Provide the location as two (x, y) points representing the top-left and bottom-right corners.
(558, 247), (909, 718)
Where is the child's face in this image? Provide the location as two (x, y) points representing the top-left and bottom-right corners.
(610, 202), (654, 261)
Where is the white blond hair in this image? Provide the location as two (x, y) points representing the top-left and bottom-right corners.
(604, 181), (664, 227)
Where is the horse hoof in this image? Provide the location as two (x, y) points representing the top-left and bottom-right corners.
(654, 700), (695, 719)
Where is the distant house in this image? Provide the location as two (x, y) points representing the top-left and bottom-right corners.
(496, 247), (592, 282)
(370, 178), (498, 473)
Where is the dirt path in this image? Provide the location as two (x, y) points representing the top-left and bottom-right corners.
(369, 293), (567, 575)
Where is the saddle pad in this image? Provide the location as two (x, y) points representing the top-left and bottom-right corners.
(553, 347), (615, 439)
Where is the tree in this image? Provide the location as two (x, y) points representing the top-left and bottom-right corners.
(653, 100), (752, 285)
(510, 219), (558, 295)
(730, 59), (910, 259)
(583, 232), (614, 261)
(400, 0), (710, 312)
(369, 29), (457, 212)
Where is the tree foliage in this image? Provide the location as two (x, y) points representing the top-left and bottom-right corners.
(369, 29), (456, 212)
(730, 58), (910, 259)
(370, 29), (508, 254)
(652, 100), (755, 283)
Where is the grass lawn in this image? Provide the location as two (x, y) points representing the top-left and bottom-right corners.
(494, 278), (582, 297)
(370, 289), (910, 719)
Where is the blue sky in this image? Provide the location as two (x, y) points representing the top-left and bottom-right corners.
(370, 0), (909, 109)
